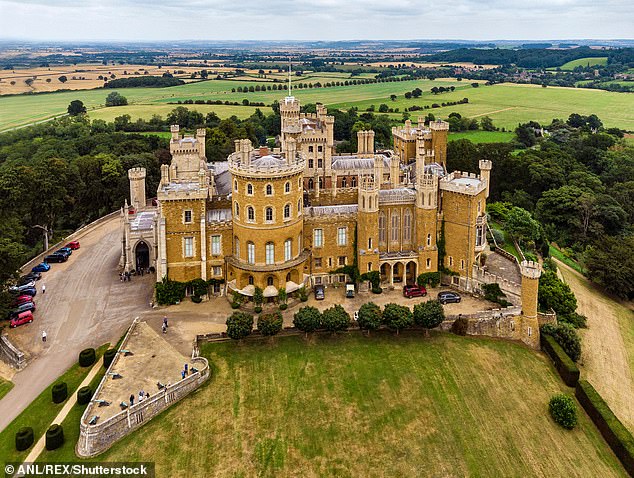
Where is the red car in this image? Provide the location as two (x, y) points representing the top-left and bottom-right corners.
(10, 311), (34, 328)
(403, 285), (427, 298)
(13, 295), (34, 306)
(66, 241), (80, 250)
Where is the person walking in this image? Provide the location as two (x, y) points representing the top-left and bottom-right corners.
(42, 330), (47, 342)
(129, 394), (134, 406)
(41, 284), (46, 294)
(163, 316), (168, 328)
(162, 323), (167, 334)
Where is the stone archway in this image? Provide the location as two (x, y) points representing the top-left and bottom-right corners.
(392, 262), (404, 284)
(380, 263), (391, 284)
(135, 241), (150, 271)
(406, 261), (417, 285)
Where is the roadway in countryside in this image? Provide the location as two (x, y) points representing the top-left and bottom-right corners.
(0, 216), (154, 432)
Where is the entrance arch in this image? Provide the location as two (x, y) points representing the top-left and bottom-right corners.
(406, 261), (417, 285)
(135, 241), (150, 271)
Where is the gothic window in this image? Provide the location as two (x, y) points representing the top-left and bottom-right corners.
(378, 212), (386, 244)
(247, 183), (253, 195)
(426, 258), (431, 269)
(403, 210), (412, 242)
(427, 233), (432, 247)
(297, 199), (301, 215)
(286, 272), (291, 282)
(267, 276), (274, 286)
(476, 225), (485, 247)
(298, 177), (302, 188)
(234, 180), (238, 191)
(284, 203), (291, 219)
(318, 177), (323, 189)
(285, 181), (290, 193)
(351, 176), (357, 187)
(362, 196), (366, 209)
(248, 275), (254, 285)
(284, 238), (292, 261)
(247, 206), (255, 222)
(368, 238), (372, 249)
(341, 177), (347, 188)
(247, 242), (255, 264)
(391, 212), (400, 242)
(308, 178), (314, 190)
(265, 207), (273, 222)
(461, 259), (465, 270)
(265, 242), (275, 264)
(266, 184), (273, 196)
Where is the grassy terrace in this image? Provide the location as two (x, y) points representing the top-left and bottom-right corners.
(0, 378), (13, 401)
(54, 333), (625, 477)
(549, 245), (587, 275)
(489, 221), (523, 261)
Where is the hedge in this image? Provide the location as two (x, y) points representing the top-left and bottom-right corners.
(79, 348), (96, 367)
(575, 380), (634, 476)
(77, 386), (93, 405)
(45, 424), (64, 451)
(52, 382), (68, 404)
(15, 427), (34, 451)
(103, 348), (117, 368)
(541, 334), (579, 387)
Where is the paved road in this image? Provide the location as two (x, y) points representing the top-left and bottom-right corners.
(0, 216), (153, 432)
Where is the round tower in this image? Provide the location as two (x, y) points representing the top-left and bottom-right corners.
(520, 260), (542, 349)
(128, 167), (146, 211)
(479, 159), (492, 198)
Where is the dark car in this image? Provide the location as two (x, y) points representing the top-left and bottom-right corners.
(21, 271), (42, 282)
(438, 291), (461, 304)
(403, 285), (427, 298)
(44, 253), (67, 263)
(56, 247), (72, 257)
(9, 282), (36, 294)
(314, 284), (325, 300)
(32, 263), (51, 273)
(14, 287), (36, 297)
(8, 301), (36, 319)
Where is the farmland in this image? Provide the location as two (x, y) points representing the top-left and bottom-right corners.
(44, 333), (626, 478)
(560, 57), (608, 70)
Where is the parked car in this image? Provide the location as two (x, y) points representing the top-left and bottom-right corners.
(20, 271), (42, 282)
(13, 295), (34, 306)
(438, 291), (462, 304)
(55, 248), (71, 258)
(345, 283), (355, 298)
(32, 263), (51, 273)
(66, 241), (80, 250)
(44, 253), (67, 263)
(403, 285), (427, 298)
(10, 310), (34, 328)
(9, 283), (36, 294)
(314, 284), (325, 300)
(8, 301), (36, 319)
(14, 287), (36, 297)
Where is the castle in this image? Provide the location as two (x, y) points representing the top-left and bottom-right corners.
(120, 93), (494, 299)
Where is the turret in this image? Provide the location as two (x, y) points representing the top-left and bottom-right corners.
(170, 124), (179, 141)
(357, 175), (380, 276)
(416, 172), (438, 209)
(128, 167), (146, 211)
(519, 260), (542, 349)
(160, 163), (170, 186)
(374, 154), (384, 187)
(357, 130), (375, 157)
(285, 137), (297, 165)
(196, 128), (206, 158)
(429, 120), (449, 169)
(479, 159), (492, 198)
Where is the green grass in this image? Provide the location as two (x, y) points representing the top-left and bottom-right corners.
(0, 345), (107, 466)
(56, 333), (625, 477)
(0, 378), (14, 401)
(130, 131), (172, 139)
(489, 221), (523, 260)
(549, 245), (587, 275)
(448, 130), (515, 143)
(560, 57), (608, 70)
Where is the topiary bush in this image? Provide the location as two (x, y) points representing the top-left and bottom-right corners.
(321, 304), (350, 333)
(45, 424), (64, 451)
(298, 287), (308, 302)
(226, 311), (254, 340)
(293, 306), (322, 336)
(254, 306), (263, 314)
(77, 386), (93, 405)
(382, 303), (413, 335)
(78, 348), (96, 367)
(103, 348), (117, 369)
(549, 394), (578, 430)
(52, 382), (68, 404)
(15, 427), (34, 451)
(279, 303), (288, 311)
(257, 312), (283, 337)
(357, 302), (382, 334)
(371, 286), (383, 294)
(191, 295), (202, 303)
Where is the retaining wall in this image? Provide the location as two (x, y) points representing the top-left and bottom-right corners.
(0, 334), (26, 369)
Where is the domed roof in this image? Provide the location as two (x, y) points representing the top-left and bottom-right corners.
(250, 154), (287, 169)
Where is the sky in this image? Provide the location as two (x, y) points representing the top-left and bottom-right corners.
(0, 0), (633, 41)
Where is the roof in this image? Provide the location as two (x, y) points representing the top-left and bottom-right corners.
(331, 155), (390, 171)
(207, 208), (232, 223)
(160, 182), (202, 194)
(250, 154), (287, 169)
(130, 211), (156, 231)
(215, 170), (231, 196)
(306, 205), (358, 216)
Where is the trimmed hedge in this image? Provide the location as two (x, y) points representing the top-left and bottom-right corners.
(575, 380), (634, 476)
(45, 424), (64, 451)
(79, 348), (96, 367)
(541, 334), (580, 387)
(51, 382), (68, 404)
(77, 386), (93, 405)
(103, 348), (117, 369)
(15, 427), (34, 451)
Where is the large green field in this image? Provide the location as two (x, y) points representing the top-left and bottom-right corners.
(560, 57), (608, 70)
(1, 77), (634, 132)
(45, 333), (626, 477)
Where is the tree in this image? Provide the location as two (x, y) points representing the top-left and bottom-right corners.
(58, 75), (68, 83)
(226, 311), (254, 341)
(549, 394), (577, 429)
(413, 300), (445, 336)
(585, 236), (634, 300)
(541, 323), (581, 362)
(253, 286), (264, 308)
(357, 302), (382, 334)
(382, 303), (413, 335)
(293, 306), (321, 336)
(538, 269), (578, 318)
(390, 94), (397, 101)
(378, 104), (389, 113)
(257, 312), (283, 337)
(321, 304), (350, 333)
(480, 116), (495, 131)
(67, 100), (86, 116)
(505, 207), (540, 245)
(105, 92), (128, 107)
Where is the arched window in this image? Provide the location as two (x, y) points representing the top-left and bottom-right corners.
(266, 184), (273, 196)
(284, 204), (291, 219)
(285, 181), (290, 193)
(426, 258), (431, 269)
(267, 276), (274, 286)
(247, 242), (255, 264)
(286, 272), (291, 282)
(318, 177), (323, 189)
(391, 212), (400, 242)
(369, 197), (373, 209)
(234, 236), (240, 259)
(403, 210), (412, 242)
(234, 180), (238, 191)
(378, 212), (386, 244)
(284, 238), (292, 261)
(308, 178), (314, 190)
(234, 202), (240, 218)
(247, 183), (253, 195)
(362, 196), (366, 209)
(341, 177), (347, 188)
(265, 242), (274, 264)
(351, 176), (357, 187)
(247, 206), (255, 222)
(265, 207), (273, 222)
(297, 199), (301, 215)
(248, 275), (254, 285)
(427, 233), (432, 247)
(298, 177), (302, 188)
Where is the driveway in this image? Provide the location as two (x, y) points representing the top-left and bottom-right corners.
(0, 216), (154, 432)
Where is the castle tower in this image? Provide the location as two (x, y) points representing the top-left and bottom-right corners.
(279, 96), (301, 148)
(479, 160), (492, 198)
(128, 167), (146, 211)
(357, 130), (375, 157)
(357, 175), (380, 276)
(169, 126), (208, 181)
(520, 260), (542, 349)
(374, 153), (384, 187)
(429, 120), (449, 170)
(416, 171), (439, 273)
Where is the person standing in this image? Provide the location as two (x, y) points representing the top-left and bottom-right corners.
(42, 330), (47, 342)
(129, 394), (134, 406)
(41, 284), (46, 294)
(163, 316), (168, 328)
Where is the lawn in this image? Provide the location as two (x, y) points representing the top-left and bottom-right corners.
(448, 130), (515, 143)
(549, 245), (587, 275)
(559, 57), (608, 70)
(489, 221), (523, 261)
(59, 333), (625, 477)
(0, 378), (13, 401)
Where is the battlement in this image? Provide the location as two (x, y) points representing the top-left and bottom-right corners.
(520, 260), (542, 279)
(429, 120), (450, 131)
(417, 172), (438, 189)
(479, 159), (493, 170)
(128, 167), (146, 180)
(439, 171), (487, 196)
(359, 174), (377, 191)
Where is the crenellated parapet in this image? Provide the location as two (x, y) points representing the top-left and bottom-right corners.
(439, 171), (487, 196)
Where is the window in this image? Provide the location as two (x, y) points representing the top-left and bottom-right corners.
(308, 159), (314, 169)
(368, 238), (372, 249)
(427, 233), (432, 247)
(266, 184), (273, 196)
(284, 204), (291, 219)
(247, 206), (255, 222)
(265, 207), (273, 222)
(318, 158), (323, 168)
(351, 176), (357, 187)
(314, 229), (323, 247)
(460, 259), (465, 270)
(528, 326), (532, 337)
(235, 237), (240, 259)
(318, 177), (323, 189)
(211, 235), (221, 255)
(378, 212), (386, 243)
(341, 177), (347, 188)
(183, 237), (194, 257)
(315, 276), (322, 285)
(403, 210), (412, 242)
(267, 276), (274, 286)
(235, 202), (240, 218)
(368, 262), (372, 271)
(248, 275), (254, 285)
(337, 227), (347, 246)
(391, 213), (400, 242)
(285, 181), (290, 193)
(308, 146), (314, 153)
(213, 266), (222, 276)
(286, 272), (291, 282)
(265, 242), (275, 264)
(234, 180), (238, 191)
(184, 210), (192, 224)
(328, 257), (333, 268)
(478, 200), (482, 213)
(449, 256), (453, 267)
(297, 199), (301, 215)
(308, 178), (314, 190)
(338, 256), (346, 266)
(284, 238), (292, 261)
(426, 258), (431, 269)
(247, 183), (253, 195)
(314, 257), (322, 268)
(476, 225), (485, 247)
(247, 242), (255, 264)
(318, 145), (323, 153)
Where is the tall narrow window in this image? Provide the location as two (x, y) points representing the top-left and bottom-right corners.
(265, 242), (274, 264)
(247, 183), (253, 195)
(297, 199), (301, 215)
(341, 177), (347, 188)
(247, 206), (255, 222)
(284, 204), (291, 219)
(184, 210), (192, 224)
(235, 202), (239, 218)
(284, 238), (292, 261)
(426, 258), (431, 269)
(309, 159), (314, 169)
(266, 184), (273, 196)
(337, 227), (347, 246)
(403, 210), (412, 242)
(211, 235), (221, 255)
(285, 181), (290, 193)
(308, 178), (314, 190)
(378, 212), (386, 244)
(391, 212), (400, 242)
(265, 207), (273, 222)
(318, 177), (323, 189)
(351, 176), (357, 187)
(234, 237), (240, 259)
(234, 180), (238, 191)
(247, 242), (255, 264)
(183, 237), (194, 257)
(427, 233), (432, 247)
(314, 229), (323, 247)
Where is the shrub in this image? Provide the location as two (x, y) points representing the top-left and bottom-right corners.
(257, 312), (283, 337)
(155, 277), (186, 305)
(278, 287), (287, 305)
(293, 306), (322, 335)
(451, 316), (469, 336)
(416, 272), (440, 288)
(52, 382), (68, 403)
(298, 287), (308, 302)
(491, 229), (505, 245)
(371, 286), (383, 294)
(254, 306), (263, 314)
(15, 427), (34, 451)
(79, 348), (96, 367)
(541, 323), (581, 362)
(482, 283), (511, 307)
(321, 304), (351, 333)
(103, 348), (117, 369)
(226, 312), (254, 340)
(191, 295), (202, 303)
(45, 424), (64, 451)
(231, 302), (241, 309)
(559, 312), (587, 328)
(549, 394), (578, 429)
(253, 287), (264, 307)
(541, 334), (580, 386)
(357, 302), (382, 333)
(77, 386), (93, 405)
(279, 303), (288, 311)
(188, 278), (208, 297)
(382, 303), (413, 334)
(413, 300), (445, 334)
(539, 269), (578, 319)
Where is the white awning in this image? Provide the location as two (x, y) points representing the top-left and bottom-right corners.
(285, 281), (300, 293)
(263, 285), (278, 297)
(240, 284), (255, 297)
